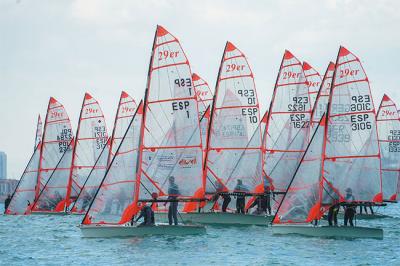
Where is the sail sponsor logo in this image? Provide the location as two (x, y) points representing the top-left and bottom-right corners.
(50, 110), (64, 120)
(226, 63), (245, 72)
(217, 124), (246, 138)
(85, 107), (99, 115)
(306, 80), (321, 88)
(158, 50), (179, 61)
(282, 71), (301, 80)
(121, 106), (135, 114)
(178, 157), (197, 168)
(382, 109), (396, 117)
(241, 107), (258, 124)
(339, 69), (359, 79)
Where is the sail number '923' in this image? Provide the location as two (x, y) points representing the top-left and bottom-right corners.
(238, 89), (256, 105)
(172, 100), (191, 118)
(288, 97), (308, 111)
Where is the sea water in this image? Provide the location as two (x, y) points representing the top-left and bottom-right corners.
(0, 203), (399, 265)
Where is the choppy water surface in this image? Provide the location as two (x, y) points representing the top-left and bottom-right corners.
(0, 203), (399, 265)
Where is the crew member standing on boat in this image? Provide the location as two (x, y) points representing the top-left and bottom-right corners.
(234, 179), (249, 214)
(327, 203), (339, 226)
(166, 176), (180, 225)
(343, 188), (356, 226)
(4, 194), (11, 213)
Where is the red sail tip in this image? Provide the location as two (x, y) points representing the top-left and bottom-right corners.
(137, 103), (144, 114)
(192, 73), (200, 81)
(49, 97), (57, 104)
(302, 62), (312, 70)
(328, 62), (335, 70)
(339, 46), (351, 57)
(226, 41), (237, 52)
(156, 25), (169, 37)
(85, 93), (92, 100)
(284, 50), (294, 59)
(121, 91), (129, 98)
(382, 94), (391, 102)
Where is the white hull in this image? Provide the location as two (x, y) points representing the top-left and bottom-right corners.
(80, 224), (206, 238)
(155, 212), (272, 226)
(272, 225), (383, 239)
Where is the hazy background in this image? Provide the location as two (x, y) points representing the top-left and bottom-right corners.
(1, 0), (399, 178)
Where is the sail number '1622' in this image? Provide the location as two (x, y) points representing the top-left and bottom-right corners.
(288, 97), (308, 111)
(290, 114), (309, 129)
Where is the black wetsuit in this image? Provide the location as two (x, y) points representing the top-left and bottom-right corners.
(168, 183), (180, 225)
(327, 204), (339, 226)
(221, 194), (231, 212)
(135, 206), (154, 226)
(234, 184), (248, 214)
(344, 204), (356, 226)
(4, 196), (11, 213)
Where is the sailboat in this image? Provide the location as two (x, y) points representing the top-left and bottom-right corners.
(5, 115), (43, 215)
(71, 91), (137, 214)
(80, 25), (206, 237)
(303, 62), (322, 109)
(172, 42), (268, 226)
(32, 93), (108, 214)
(263, 50), (312, 211)
(377, 94), (400, 202)
(271, 46), (384, 239)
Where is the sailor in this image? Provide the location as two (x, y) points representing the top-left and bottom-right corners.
(4, 194), (11, 213)
(211, 182), (231, 212)
(134, 204), (155, 226)
(234, 179), (249, 214)
(166, 176), (180, 225)
(264, 177), (273, 215)
(248, 177), (272, 215)
(343, 188), (356, 226)
(327, 203), (339, 226)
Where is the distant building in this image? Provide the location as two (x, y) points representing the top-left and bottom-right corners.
(0, 151), (6, 179)
(0, 179), (18, 202)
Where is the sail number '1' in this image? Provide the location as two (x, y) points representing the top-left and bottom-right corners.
(172, 101), (191, 118)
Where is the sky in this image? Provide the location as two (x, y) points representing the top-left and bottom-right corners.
(1, 0), (399, 179)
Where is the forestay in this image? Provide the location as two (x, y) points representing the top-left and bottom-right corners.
(303, 62), (322, 109)
(324, 46), (382, 203)
(273, 116), (325, 224)
(377, 94), (400, 201)
(138, 26), (203, 201)
(205, 41), (262, 194)
(310, 62), (335, 132)
(83, 102), (143, 224)
(264, 51), (312, 193)
(35, 97), (73, 201)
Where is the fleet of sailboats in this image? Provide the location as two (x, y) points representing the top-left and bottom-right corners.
(5, 26), (399, 239)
